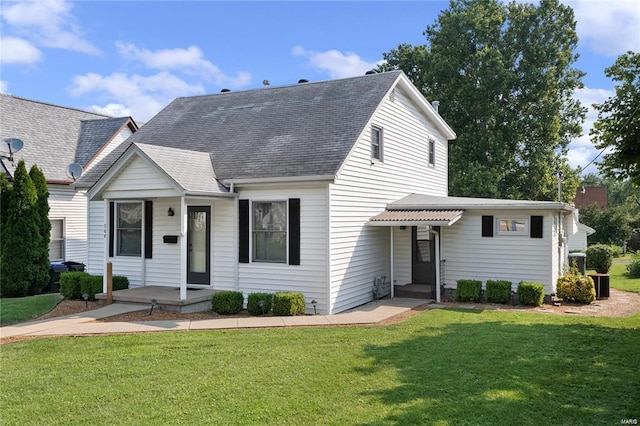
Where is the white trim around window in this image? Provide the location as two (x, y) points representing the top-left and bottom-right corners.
(371, 126), (383, 162)
(251, 200), (288, 263)
(428, 139), (436, 166)
(496, 217), (529, 236)
(116, 201), (143, 257)
(49, 218), (65, 261)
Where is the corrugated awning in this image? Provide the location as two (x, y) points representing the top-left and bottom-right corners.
(369, 209), (464, 227)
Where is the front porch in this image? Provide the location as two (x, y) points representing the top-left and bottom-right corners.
(96, 286), (215, 313)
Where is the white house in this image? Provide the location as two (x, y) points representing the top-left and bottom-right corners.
(0, 94), (138, 264)
(76, 71), (584, 314)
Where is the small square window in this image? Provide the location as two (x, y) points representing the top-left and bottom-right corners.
(371, 126), (383, 161)
(428, 140), (435, 166)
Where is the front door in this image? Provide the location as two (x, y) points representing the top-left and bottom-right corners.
(187, 206), (210, 285)
(412, 226), (436, 288)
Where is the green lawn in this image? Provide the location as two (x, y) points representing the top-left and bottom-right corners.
(1, 309), (639, 425)
(0, 294), (62, 326)
(587, 254), (640, 294)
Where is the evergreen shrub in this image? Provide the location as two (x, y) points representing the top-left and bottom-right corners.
(485, 280), (512, 304)
(455, 280), (482, 302)
(557, 273), (595, 304)
(247, 293), (273, 316)
(586, 244), (613, 273)
(517, 281), (545, 306)
(273, 292), (306, 316)
(211, 291), (244, 314)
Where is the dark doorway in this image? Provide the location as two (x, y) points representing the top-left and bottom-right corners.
(187, 206), (211, 285)
(412, 226), (436, 290)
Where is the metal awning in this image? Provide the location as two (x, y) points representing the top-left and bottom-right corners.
(369, 209), (464, 227)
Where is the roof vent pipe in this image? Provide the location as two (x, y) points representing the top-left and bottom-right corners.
(298, 79), (309, 84)
(365, 70), (376, 75)
(221, 88), (231, 93)
(432, 101), (440, 113)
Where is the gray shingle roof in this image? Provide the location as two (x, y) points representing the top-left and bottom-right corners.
(0, 94), (134, 183)
(77, 71), (403, 188)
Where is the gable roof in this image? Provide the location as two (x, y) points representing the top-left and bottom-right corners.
(77, 71), (456, 189)
(0, 94), (136, 183)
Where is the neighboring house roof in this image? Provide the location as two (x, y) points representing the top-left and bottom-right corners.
(369, 209), (464, 226)
(578, 222), (596, 235)
(0, 94), (136, 184)
(387, 194), (575, 212)
(77, 71), (456, 189)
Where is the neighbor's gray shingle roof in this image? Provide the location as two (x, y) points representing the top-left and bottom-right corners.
(0, 94), (134, 182)
(75, 117), (132, 166)
(77, 71), (403, 188)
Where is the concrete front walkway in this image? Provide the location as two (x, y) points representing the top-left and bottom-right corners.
(0, 298), (427, 342)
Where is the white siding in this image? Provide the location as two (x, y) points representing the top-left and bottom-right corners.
(441, 211), (556, 294)
(237, 184), (329, 314)
(87, 201), (104, 275)
(48, 185), (88, 264)
(85, 127), (133, 172)
(144, 197), (181, 287)
(393, 226), (412, 285)
(102, 156), (176, 198)
(211, 199), (236, 290)
(329, 86), (449, 313)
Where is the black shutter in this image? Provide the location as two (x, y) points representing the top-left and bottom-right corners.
(289, 198), (300, 265)
(144, 201), (153, 258)
(109, 201), (115, 257)
(482, 215), (494, 237)
(531, 216), (543, 238)
(239, 200), (249, 263)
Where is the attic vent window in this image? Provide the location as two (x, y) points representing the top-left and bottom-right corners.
(371, 126), (383, 162)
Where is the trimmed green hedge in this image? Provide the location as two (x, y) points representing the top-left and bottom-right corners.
(586, 244), (613, 274)
(273, 292), (306, 316)
(517, 281), (545, 306)
(626, 256), (640, 278)
(486, 280), (512, 304)
(247, 293), (273, 316)
(211, 291), (244, 314)
(455, 280), (482, 302)
(60, 272), (129, 300)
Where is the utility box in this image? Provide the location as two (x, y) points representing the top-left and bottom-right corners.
(589, 274), (610, 299)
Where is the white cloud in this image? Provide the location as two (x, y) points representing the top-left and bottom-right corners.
(0, 37), (42, 65)
(0, 80), (8, 93)
(569, 0), (640, 56)
(567, 86), (615, 172)
(69, 71), (205, 121)
(89, 103), (131, 118)
(1, 0), (99, 55)
(115, 42), (251, 88)
(292, 45), (383, 79)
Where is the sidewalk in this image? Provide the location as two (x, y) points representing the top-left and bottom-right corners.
(0, 298), (428, 342)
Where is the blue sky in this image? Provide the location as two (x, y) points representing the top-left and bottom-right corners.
(1, 1), (639, 175)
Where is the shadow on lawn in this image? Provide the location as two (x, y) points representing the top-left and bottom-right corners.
(358, 311), (640, 425)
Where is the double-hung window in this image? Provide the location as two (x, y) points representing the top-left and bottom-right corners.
(371, 126), (383, 161)
(252, 201), (287, 262)
(49, 219), (65, 261)
(117, 202), (142, 256)
(428, 140), (435, 166)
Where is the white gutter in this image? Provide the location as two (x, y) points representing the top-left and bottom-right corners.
(223, 175), (335, 185)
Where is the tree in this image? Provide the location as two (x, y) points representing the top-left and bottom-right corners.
(591, 52), (640, 186)
(580, 204), (633, 246)
(379, 0), (585, 202)
(30, 165), (51, 295)
(0, 160), (43, 297)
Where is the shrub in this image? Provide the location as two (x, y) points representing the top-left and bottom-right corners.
(586, 244), (613, 273)
(608, 245), (624, 258)
(80, 275), (104, 300)
(273, 292), (306, 316)
(485, 280), (512, 304)
(211, 291), (244, 314)
(247, 293), (273, 316)
(627, 256), (640, 278)
(112, 275), (129, 291)
(455, 280), (482, 302)
(517, 281), (545, 306)
(557, 273), (595, 304)
(60, 271), (89, 299)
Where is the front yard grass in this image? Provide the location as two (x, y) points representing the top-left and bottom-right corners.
(1, 309), (638, 425)
(0, 294), (61, 326)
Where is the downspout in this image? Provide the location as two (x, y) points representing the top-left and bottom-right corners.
(430, 227), (441, 303)
(179, 196), (187, 300)
(103, 198), (109, 293)
(231, 183), (239, 290)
